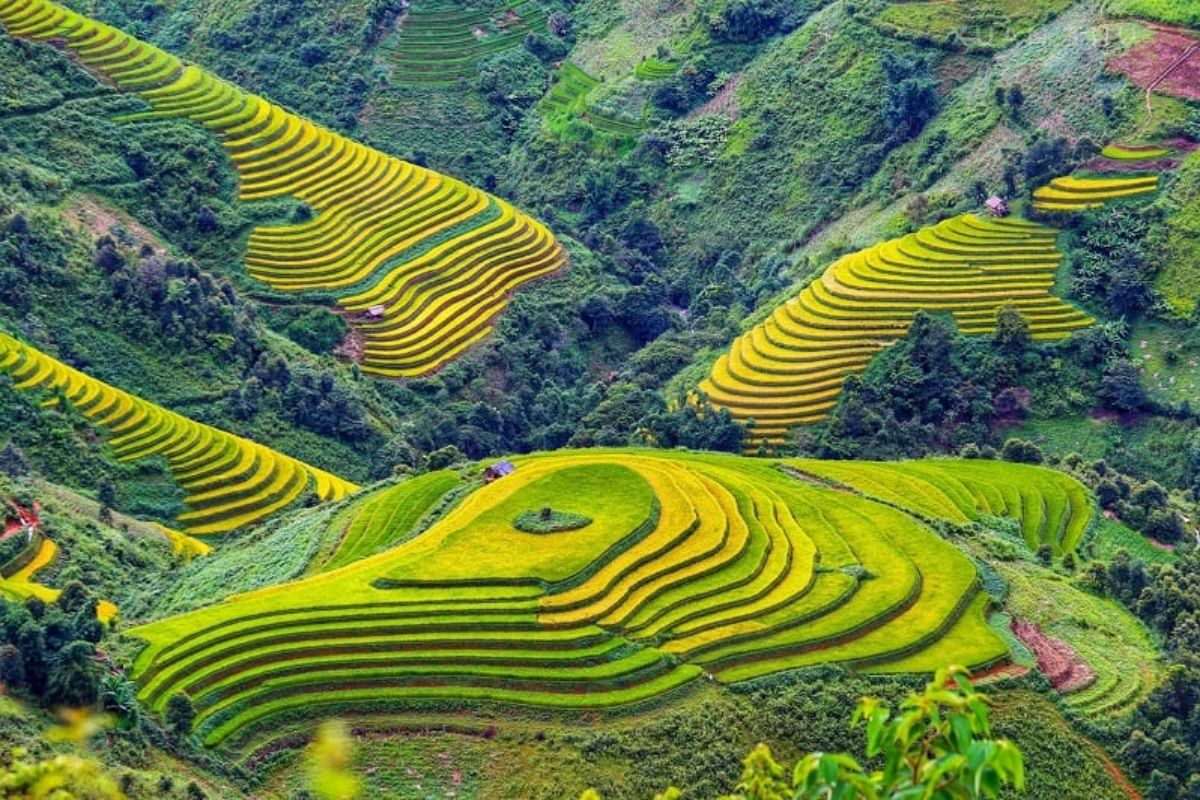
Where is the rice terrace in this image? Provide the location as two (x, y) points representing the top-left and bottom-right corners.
(0, 0), (1195, 797)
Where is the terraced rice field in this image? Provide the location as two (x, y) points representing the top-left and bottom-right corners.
(1101, 143), (1171, 161)
(0, 333), (358, 534)
(634, 57), (677, 80)
(0, 0), (568, 378)
(381, 0), (549, 84)
(965, 537), (1162, 719)
(787, 459), (1092, 555)
(1032, 174), (1161, 212)
(540, 62), (643, 137)
(126, 450), (1092, 749)
(699, 214), (1093, 445)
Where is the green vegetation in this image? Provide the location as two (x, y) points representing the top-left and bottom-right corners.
(381, 1), (551, 85)
(321, 471), (460, 571)
(634, 57), (677, 80)
(0, 333), (358, 534)
(872, 0), (1076, 52)
(790, 458), (1092, 554)
(968, 533), (1161, 718)
(1102, 144), (1171, 161)
(1107, 0), (1200, 26)
(0, 0), (568, 379)
(0, 0), (1195, 795)
(1158, 152), (1200, 318)
(587, 668), (1025, 800)
(513, 508), (593, 533)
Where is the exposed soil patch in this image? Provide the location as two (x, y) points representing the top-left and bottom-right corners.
(61, 194), (167, 255)
(1084, 155), (1182, 171)
(971, 662), (1031, 685)
(1011, 619), (1096, 693)
(1109, 26), (1200, 101)
(2, 502), (41, 542)
(689, 74), (742, 121)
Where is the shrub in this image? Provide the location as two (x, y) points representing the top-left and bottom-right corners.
(166, 693), (196, 736)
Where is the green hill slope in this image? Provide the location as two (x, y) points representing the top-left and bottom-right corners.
(126, 450), (1095, 750)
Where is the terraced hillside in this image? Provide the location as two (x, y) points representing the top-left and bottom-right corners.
(127, 450), (1092, 750)
(0, 333), (358, 534)
(0, 0), (569, 378)
(700, 214), (1094, 446)
(1032, 174), (1161, 212)
(788, 459), (1092, 555)
(381, 0), (549, 84)
(540, 62), (644, 137)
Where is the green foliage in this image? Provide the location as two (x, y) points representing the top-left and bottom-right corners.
(283, 309), (349, 356)
(1071, 207), (1159, 319)
(1106, 0), (1200, 27)
(871, 0), (1075, 52)
(165, 693), (196, 736)
(583, 669), (1024, 800)
(512, 508), (593, 533)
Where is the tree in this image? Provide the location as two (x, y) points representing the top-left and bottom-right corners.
(17, 622), (47, 695)
(1102, 360), (1146, 412)
(0, 442), (28, 477)
(881, 52), (939, 146)
(1007, 84), (1025, 114)
(57, 581), (92, 616)
(45, 640), (99, 707)
(0, 643), (27, 691)
(97, 476), (117, 511)
(165, 692), (196, 736)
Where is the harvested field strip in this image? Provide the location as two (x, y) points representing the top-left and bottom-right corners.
(0, 0), (567, 378)
(0, 333), (357, 533)
(700, 214), (1092, 446)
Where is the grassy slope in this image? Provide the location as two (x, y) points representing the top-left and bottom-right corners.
(1157, 151), (1200, 318)
(965, 531), (1162, 717)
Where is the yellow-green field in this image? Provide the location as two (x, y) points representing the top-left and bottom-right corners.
(126, 450), (1093, 750)
(0, 332), (357, 533)
(1033, 174), (1160, 212)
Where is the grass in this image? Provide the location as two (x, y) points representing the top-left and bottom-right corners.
(0, 0), (568, 378)
(872, 0), (1076, 51)
(513, 509), (594, 533)
(1107, 0), (1200, 26)
(0, 332), (357, 534)
(1086, 516), (1176, 566)
(1157, 151), (1200, 318)
(122, 449), (1085, 748)
(380, 0), (549, 85)
(1129, 320), (1200, 406)
(700, 214), (1093, 446)
(964, 535), (1162, 718)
